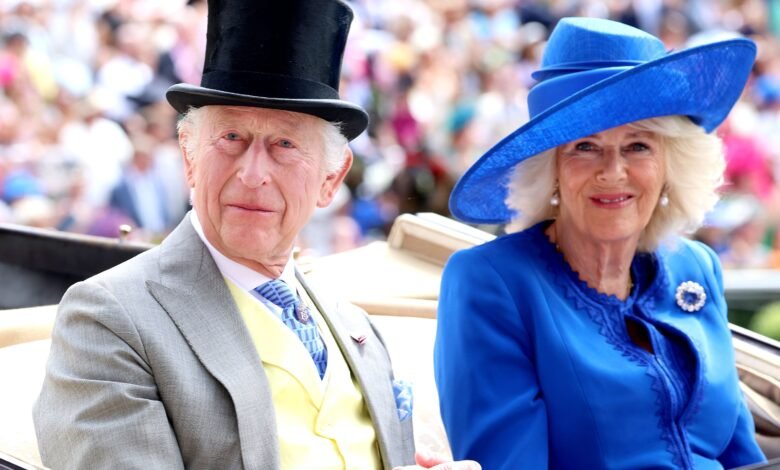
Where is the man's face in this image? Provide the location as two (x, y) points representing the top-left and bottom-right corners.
(182, 106), (350, 276)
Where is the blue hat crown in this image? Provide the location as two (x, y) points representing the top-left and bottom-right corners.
(537, 18), (666, 78)
(529, 18), (668, 118)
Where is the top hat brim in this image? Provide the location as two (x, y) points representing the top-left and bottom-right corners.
(449, 39), (756, 224)
(166, 84), (369, 141)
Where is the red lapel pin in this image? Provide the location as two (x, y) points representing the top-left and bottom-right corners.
(350, 333), (367, 345)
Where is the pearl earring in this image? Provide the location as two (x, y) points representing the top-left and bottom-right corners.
(659, 192), (669, 207)
(550, 190), (560, 207)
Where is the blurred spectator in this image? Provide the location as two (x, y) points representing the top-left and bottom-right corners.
(720, 110), (775, 202)
(57, 93), (133, 208)
(12, 195), (57, 228)
(1, 168), (43, 204)
(703, 194), (771, 268)
(0, 31), (38, 110)
(108, 133), (173, 239)
(94, 21), (154, 121)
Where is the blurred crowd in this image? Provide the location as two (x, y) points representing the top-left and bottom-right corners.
(2, 0), (780, 267)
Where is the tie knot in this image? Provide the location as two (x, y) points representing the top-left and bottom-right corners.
(255, 279), (298, 309)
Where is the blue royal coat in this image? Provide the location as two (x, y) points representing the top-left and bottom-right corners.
(434, 221), (765, 469)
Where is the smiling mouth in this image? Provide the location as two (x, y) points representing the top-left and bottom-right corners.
(590, 195), (634, 205)
(595, 196), (630, 203)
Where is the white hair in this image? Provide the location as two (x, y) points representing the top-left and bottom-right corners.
(505, 115), (725, 252)
(176, 106), (348, 173)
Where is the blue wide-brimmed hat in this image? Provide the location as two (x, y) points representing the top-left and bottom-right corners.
(449, 17), (756, 224)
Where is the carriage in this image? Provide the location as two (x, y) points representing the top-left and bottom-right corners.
(1, 214), (779, 469)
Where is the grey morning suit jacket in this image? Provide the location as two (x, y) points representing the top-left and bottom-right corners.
(33, 216), (415, 469)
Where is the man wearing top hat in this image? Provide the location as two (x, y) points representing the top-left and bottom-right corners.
(32, 1), (479, 469)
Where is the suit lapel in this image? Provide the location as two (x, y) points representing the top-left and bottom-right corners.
(296, 270), (408, 469)
(146, 217), (280, 470)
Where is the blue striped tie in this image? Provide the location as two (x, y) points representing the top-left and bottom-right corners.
(254, 279), (327, 378)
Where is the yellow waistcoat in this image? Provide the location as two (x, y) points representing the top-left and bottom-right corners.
(225, 279), (381, 470)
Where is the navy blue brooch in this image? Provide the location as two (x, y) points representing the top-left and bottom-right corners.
(675, 281), (707, 312)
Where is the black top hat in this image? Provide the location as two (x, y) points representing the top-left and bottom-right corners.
(166, 0), (368, 140)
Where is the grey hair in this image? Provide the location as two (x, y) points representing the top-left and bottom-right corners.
(504, 115), (725, 252)
(176, 106), (348, 173)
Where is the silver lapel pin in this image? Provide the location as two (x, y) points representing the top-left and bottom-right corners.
(294, 303), (311, 324)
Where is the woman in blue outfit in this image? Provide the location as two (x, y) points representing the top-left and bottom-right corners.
(434, 17), (767, 470)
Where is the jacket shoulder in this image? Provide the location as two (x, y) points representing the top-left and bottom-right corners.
(80, 244), (164, 292)
(449, 227), (545, 266)
(662, 238), (721, 282)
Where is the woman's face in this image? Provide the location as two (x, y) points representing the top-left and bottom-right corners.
(555, 123), (666, 246)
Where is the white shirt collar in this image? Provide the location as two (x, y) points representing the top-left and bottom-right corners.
(189, 211), (297, 291)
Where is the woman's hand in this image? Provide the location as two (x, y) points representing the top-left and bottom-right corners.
(393, 451), (481, 470)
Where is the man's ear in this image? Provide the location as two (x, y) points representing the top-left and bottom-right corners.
(179, 132), (196, 188)
(317, 147), (353, 208)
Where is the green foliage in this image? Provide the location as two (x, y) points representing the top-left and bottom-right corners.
(748, 301), (780, 341)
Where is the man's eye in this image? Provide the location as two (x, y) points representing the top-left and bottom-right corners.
(575, 142), (595, 151)
(278, 139), (294, 149)
(224, 132), (240, 141)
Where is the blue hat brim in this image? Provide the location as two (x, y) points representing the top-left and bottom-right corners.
(449, 38), (756, 224)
